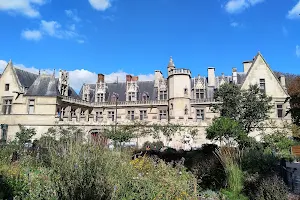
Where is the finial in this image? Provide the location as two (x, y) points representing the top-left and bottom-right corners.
(38, 69), (41, 75)
(168, 56), (175, 67)
(53, 69), (56, 77)
(8, 59), (12, 65)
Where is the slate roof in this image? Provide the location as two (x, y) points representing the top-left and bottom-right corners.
(236, 73), (246, 85)
(14, 67), (38, 88)
(25, 75), (59, 96)
(79, 81), (157, 102)
(24, 75), (80, 98)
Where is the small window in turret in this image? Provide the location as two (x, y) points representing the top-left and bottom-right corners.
(184, 88), (188, 95)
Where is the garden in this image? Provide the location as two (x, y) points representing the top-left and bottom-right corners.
(1, 82), (300, 200)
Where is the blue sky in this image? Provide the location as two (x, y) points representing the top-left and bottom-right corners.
(0, 0), (300, 90)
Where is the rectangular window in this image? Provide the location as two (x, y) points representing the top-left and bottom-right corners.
(95, 111), (103, 122)
(84, 94), (88, 101)
(128, 92), (136, 101)
(97, 93), (105, 102)
(108, 111), (115, 121)
(196, 109), (205, 120)
(28, 99), (35, 114)
(127, 110), (135, 120)
(140, 110), (147, 120)
(5, 84), (9, 91)
(195, 89), (205, 99)
(2, 99), (12, 115)
(159, 110), (167, 120)
(259, 79), (266, 93)
(159, 91), (167, 100)
(277, 105), (283, 118)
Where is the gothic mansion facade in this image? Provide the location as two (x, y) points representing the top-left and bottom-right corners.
(0, 52), (291, 148)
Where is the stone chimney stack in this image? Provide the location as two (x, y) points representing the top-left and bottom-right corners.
(207, 67), (215, 87)
(232, 68), (237, 84)
(97, 74), (104, 83)
(126, 75), (132, 82)
(279, 75), (286, 90)
(243, 61), (252, 73)
(131, 76), (139, 81)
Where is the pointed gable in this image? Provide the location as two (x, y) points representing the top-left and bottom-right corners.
(241, 52), (289, 97)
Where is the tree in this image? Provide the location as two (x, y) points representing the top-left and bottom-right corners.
(151, 123), (182, 146)
(212, 83), (272, 134)
(15, 124), (36, 146)
(206, 117), (246, 146)
(286, 76), (300, 126)
(103, 125), (136, 148)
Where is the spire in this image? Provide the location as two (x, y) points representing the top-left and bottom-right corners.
(168, 56), (175, 68)
(53, 69), (56, 77)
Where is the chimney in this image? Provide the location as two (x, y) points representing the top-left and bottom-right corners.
(97, 74), (104, 83)
(232, 68), (237, 84)
(126, 75), (132, 82)
(279, 75), (286, 90)
(243, 61), (252, 73)
(154, 70), (163, 87)
(131, 76), (139, 81)
(207, 67), (215, 87)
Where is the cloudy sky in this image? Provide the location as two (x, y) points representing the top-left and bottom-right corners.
(0, 0), (300, 91)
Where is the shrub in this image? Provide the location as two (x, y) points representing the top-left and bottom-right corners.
(255, 175), (288, 200)
(142, 141), (164, 150)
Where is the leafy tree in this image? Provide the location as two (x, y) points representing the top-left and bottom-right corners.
(15, 124), (36, 146)
(103, 125), (136, 148)
(151, 123), (182, 146)
(286, 76), (300, 126)
(212, 83), (272, 134)
(206, 117), (246, 146)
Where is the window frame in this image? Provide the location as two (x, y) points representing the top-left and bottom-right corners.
(139, 110), (147, 120)
(159, 110), (167, 120)
(4, 84), (9, 91)
(259, 79), (266, 93)
(2, 98), (12, 115)
(277, 104), (283, 118)
(108, 111), (115, 121)
(28, 99), (35, 114)
(196, 109), (205, 121)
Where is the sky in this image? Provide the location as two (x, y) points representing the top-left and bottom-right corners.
(0, 0), (300, 91)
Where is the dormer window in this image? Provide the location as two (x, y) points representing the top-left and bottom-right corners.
(159, 90), (167, 100)
(128, 92), (135, 101)
(142, 93), (149, 101)
(97, 93), (105, 102)
(195, 89), (205, 99)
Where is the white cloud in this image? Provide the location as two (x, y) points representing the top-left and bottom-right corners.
(0, 0), (48, 17)
(22, 20), (83, 42)
(21, 29), (42, 40)
(89, 0), (111, 11)
(0, 59), (154, 92)
(230, 22), (239, 27)
(225, 0), (264, 14)
(0, 60), (7, 71)
(287, 1), (300, 19)
(296, 45), (300, 57)
(65, 9), (81, 22)
(41, 20), (62, 37)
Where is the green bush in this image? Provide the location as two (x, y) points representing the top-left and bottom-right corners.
(255, 175), (288, 200)
(142, 140), (164, 150)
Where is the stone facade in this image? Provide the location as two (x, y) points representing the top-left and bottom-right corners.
(0, 52), (291, 149)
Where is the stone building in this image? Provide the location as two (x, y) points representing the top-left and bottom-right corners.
(0, 52), (291, 149)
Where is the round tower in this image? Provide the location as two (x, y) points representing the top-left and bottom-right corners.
(167, 57), (191, 119)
